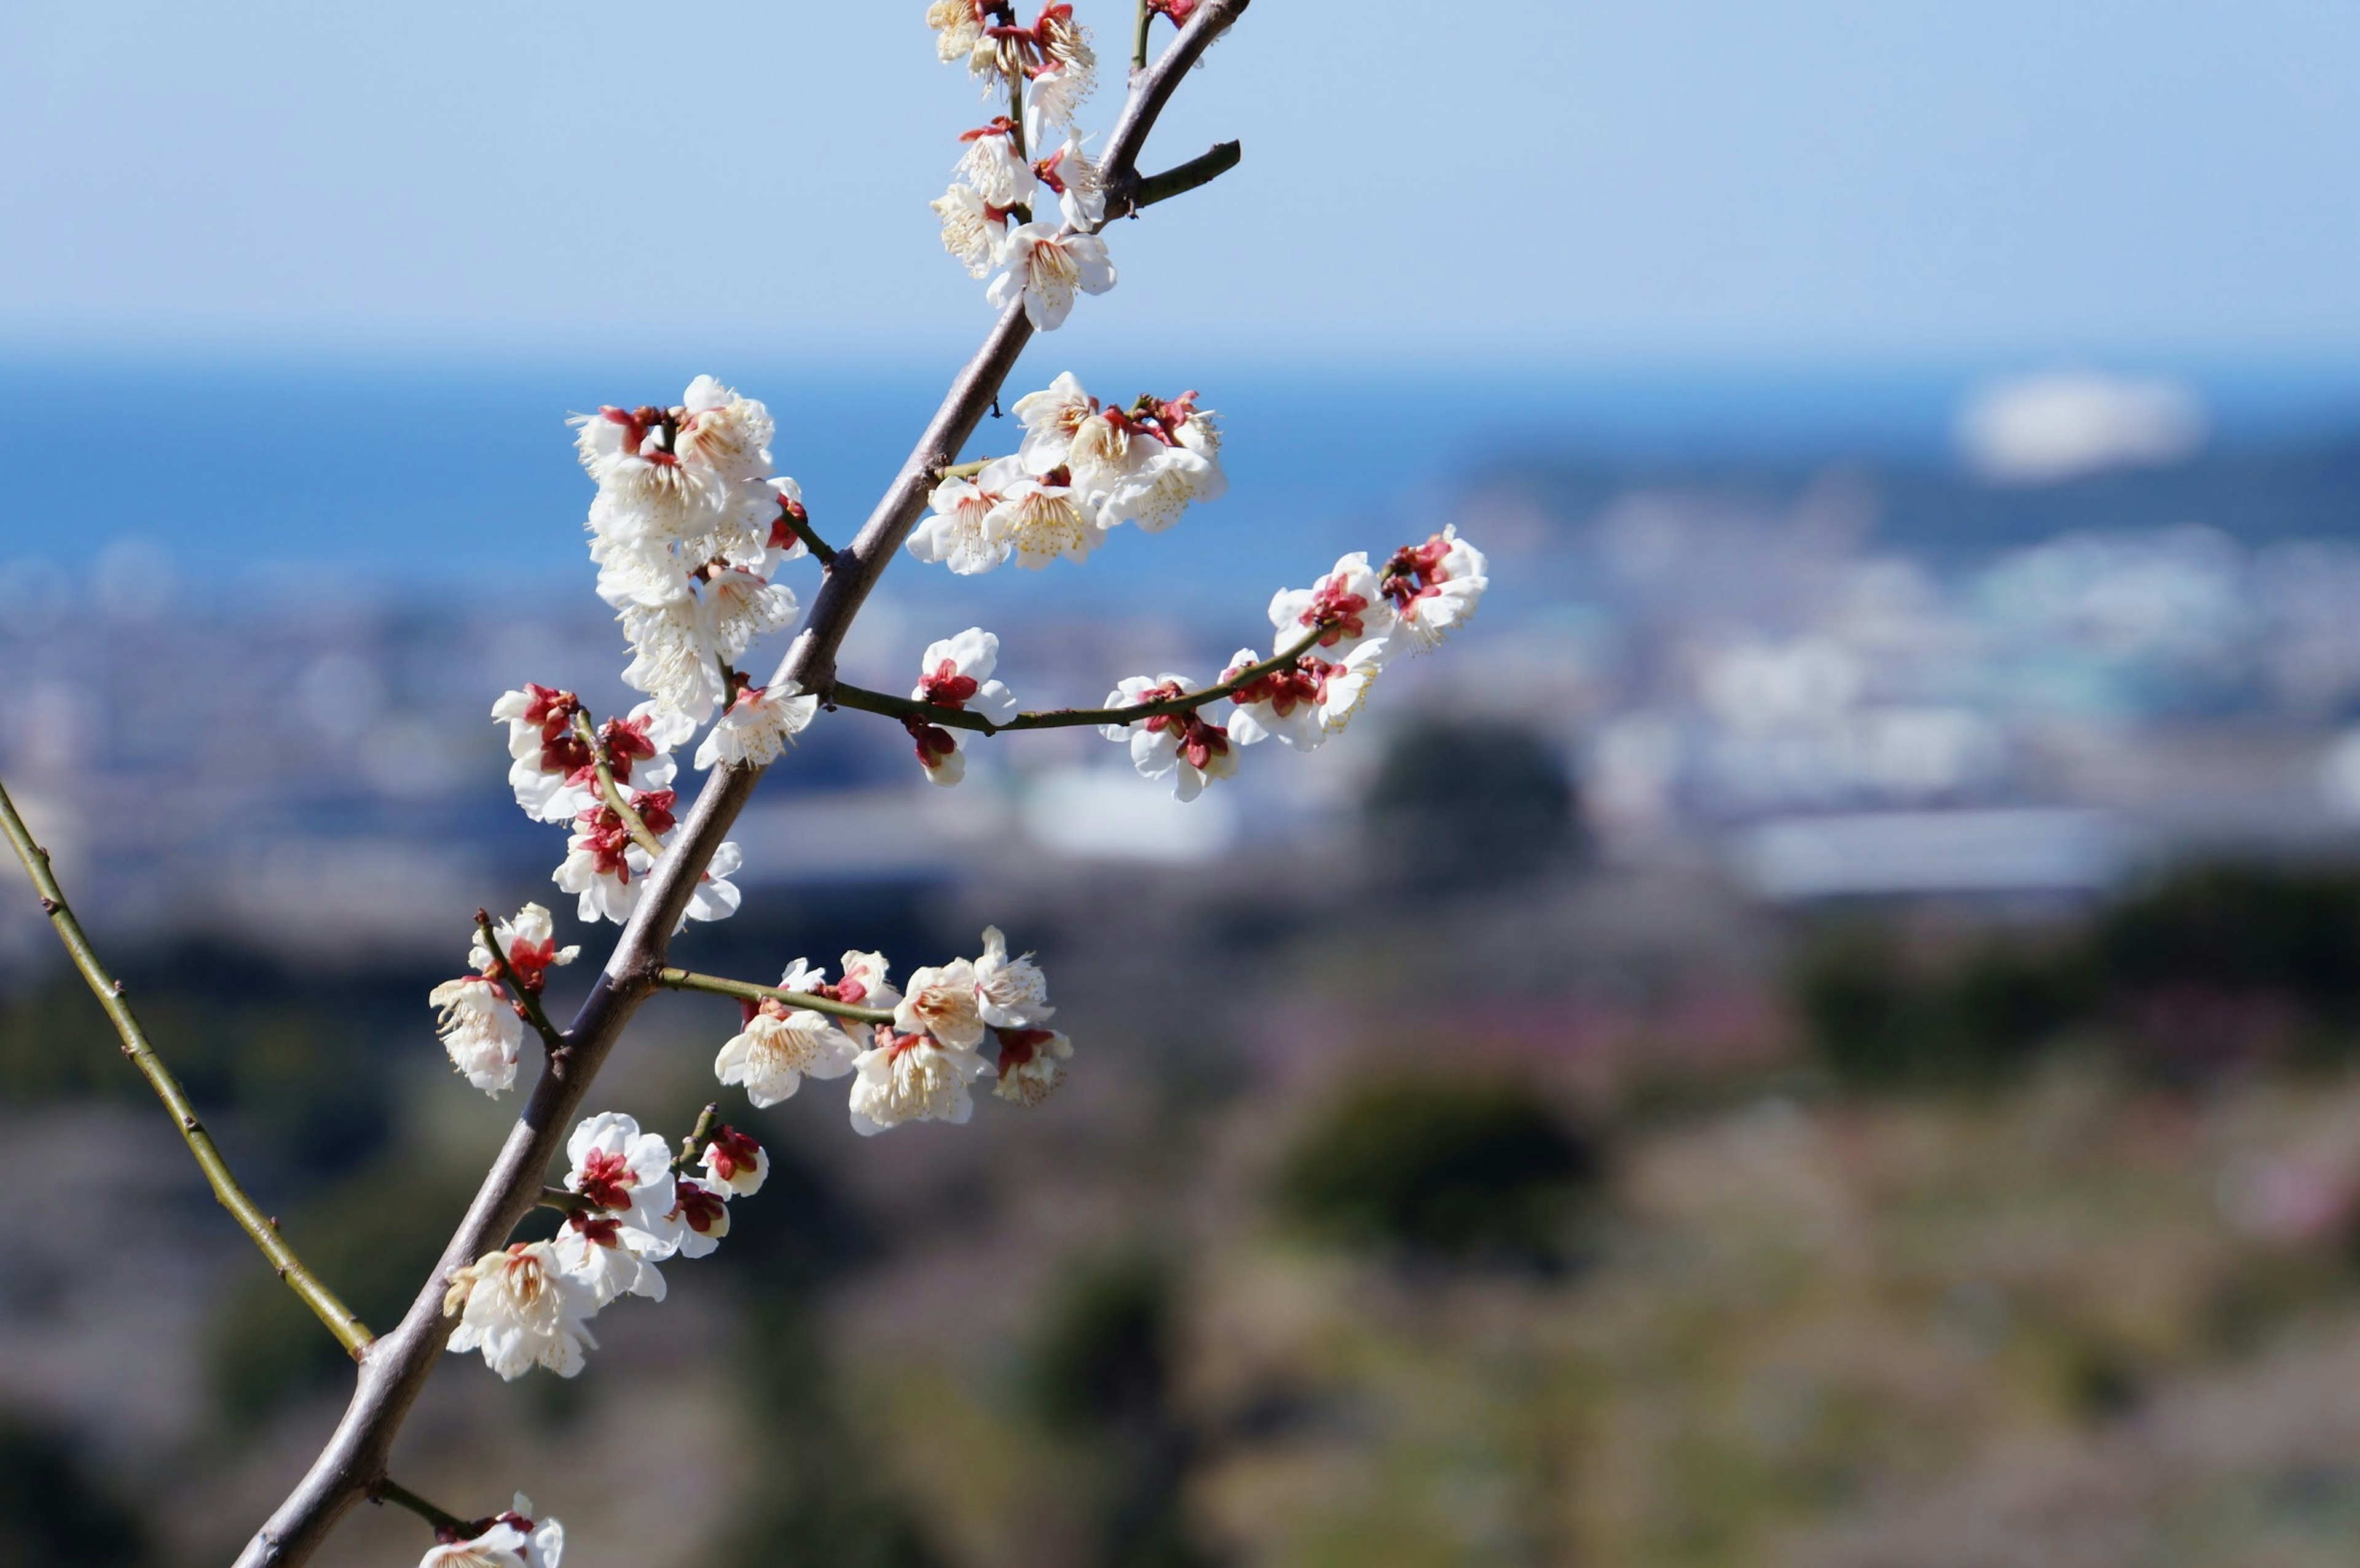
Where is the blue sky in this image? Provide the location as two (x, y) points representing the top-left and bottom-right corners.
(4, 1), (2356, 360)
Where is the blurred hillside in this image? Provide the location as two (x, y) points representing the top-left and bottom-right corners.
(10, 362), (2360, 1564)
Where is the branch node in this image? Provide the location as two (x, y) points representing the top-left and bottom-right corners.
(37, 896), (57, 914)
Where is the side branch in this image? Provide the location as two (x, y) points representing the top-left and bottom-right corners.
(0, 778), (374, 1358)
(830, 622), (1330, 736)
(1122, 141), (1242, 218)
(572, 713), (666, 859)
(659, 967), (896, 1027)
(369, 1478), (471, 1537)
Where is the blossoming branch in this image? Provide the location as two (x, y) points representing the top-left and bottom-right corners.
(0, 6), (1492, 1564)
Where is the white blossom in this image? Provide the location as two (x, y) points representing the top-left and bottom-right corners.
(550, 1217), (665, 1309)
(1099, 442), (1221, 534)
(443, 1242), (600, 1381)
(895, 958), (989, 1049)
(417, 1494), (563, 1568)
(932, 182), (1007, 279)
(1381, 525), (1490, 654)
(715, 992), (858, 1108)
(619, 597), (731, 725)
(993, 472), (1099, 568)
(956, 119), (1034, 208)
(1099, 673), (1240, 802)
(836, 950), (904, 1013)
(848, 1027), (992, 1135)
(698, 1124), (771, 1196)
(991, 1026), (1072, 1106)
(694, 679), (820, 770)
(703, 566), (799, 664)
(1028, 4), (1096, 130)
(1268, 551), (1400, 661)
(986, 224), (1115, 331)
(905, 627), (1018, 785)
(972, 925), (1053, 1027)
(927, 0), (983, 65)
(667, 1176), (733, 1259)
(1222, 639), (1384, 750)
(429, 976), (524, 1096)
(560, 1111), (682, 1260)
(469, 902), (580, 993)
(1033, 131), (1106, 227)
(908, 459), (1018, 575)
(675, 376), (774, 484)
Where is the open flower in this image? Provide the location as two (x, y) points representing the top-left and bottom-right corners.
(443, 1242), (600, 1381)
(972, 925), (1053, 1027)
(470, 903), (579, 996)
(715, 990), (859, 1108)
(907, 628), (1019, 785)
(1380, 526), (1489, 654)
(694, 678), (820, 770)
(895, 959), (988, 1049)
(992, 1026), (1073, 1106)
(417, 1494), (564, 1568)
(429, 976), (524, 1096)
(956, 117), (1035, 208)
(932, 182), (1009, 279)
(991, 472), (1098, 568)
(1268, 551), (1399, 660)
(1222, 640), (1384, 750)
(986, 224), (1115, 331)
(848, 1027), (993, 1135)
(909, 457), (1020, 575)
(1099, 675), (1239, 801)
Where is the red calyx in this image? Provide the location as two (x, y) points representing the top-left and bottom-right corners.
(575, 1148), (637, 1211)
(672, 1178), (727, 1235)
(706, 1126), (763, 1183)
(958, 116), (1020, 144)
(919, 659), (981, 708)
(903, 715), (959, 769)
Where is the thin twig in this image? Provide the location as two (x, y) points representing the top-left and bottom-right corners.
(832, 621), (1331, 736)
(0, 778), (374, 1358)
(572, 713), (667, 859)
(369, 1478), (473, 1537)
(473, 909), (565, 1054)
(232, 7), (1253, 1562)
(672, 1102), (722, 1172)
(935, 456), (999, 482)
(535, 1186), (591, 1216)
(659, 967), (897, 1026)
(781, 505), (838, 566)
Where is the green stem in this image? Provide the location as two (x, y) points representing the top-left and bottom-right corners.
(473, 909), (564, 1054)
(935, 456), (999, 482)
(535, 1185), (591, 1215)
(658, 967), (897, 1026)
(672, 1102), (722, 1173)
(370, 1477), (473, 1536)
(0, 778), (374, 1358)
(1133, 0), (1154, 69)
(833, 621), (1332, 737)
(781, 506), (838, 566)
(572, 711), (668, 859)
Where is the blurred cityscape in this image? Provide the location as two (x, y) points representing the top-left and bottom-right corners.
(11, 363), (2360, 1564)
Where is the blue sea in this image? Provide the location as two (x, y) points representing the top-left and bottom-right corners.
(7, 347), (2359, 619)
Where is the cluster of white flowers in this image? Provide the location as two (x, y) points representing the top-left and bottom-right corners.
(927, 4), (1115, 329)
(471, 371), (834, 931)
(428, 904), (578, 1095)
(712, 929), (1069, 1132)
(417, 1494), (563, 1568)
(443, 1111), (766, 1382)
(910, 373), (1225, 574)
(1099, 527), (1492, 799)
